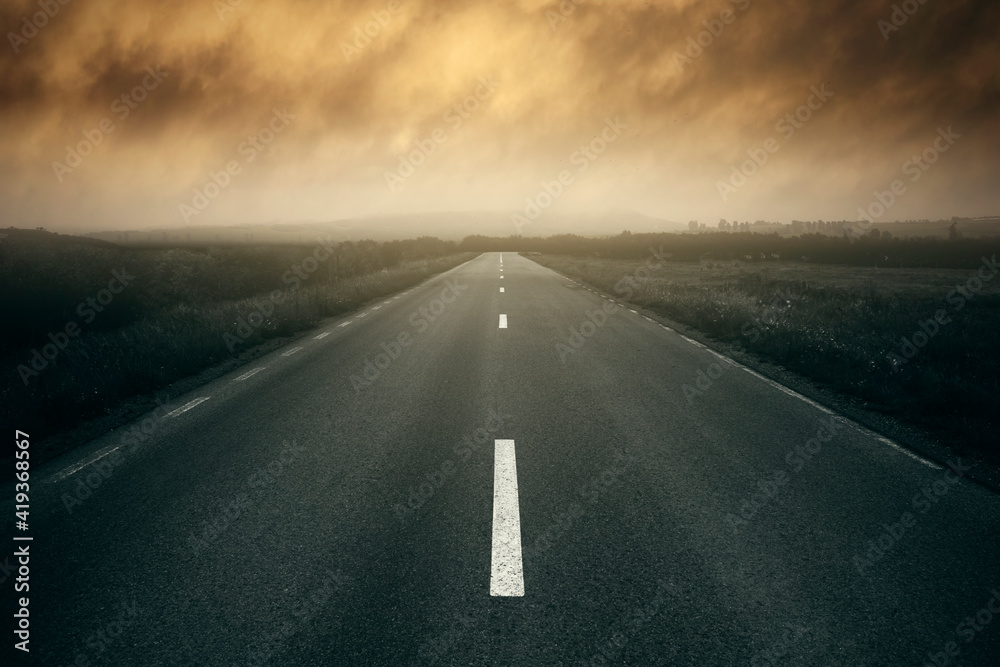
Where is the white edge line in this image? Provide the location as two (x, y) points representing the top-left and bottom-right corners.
(735, 367), (940, 469)
(55, 397), (208, 479)
(50, 445), (121, 482)
(740, 367), (833, 414)
(867, 432), (941, 469)
(637, 307), (941, 471)
(167, 396), (211, 418)
(708, 350), (734, 365)
(235, 367), (265, 381)
(681, 335), (706, 349)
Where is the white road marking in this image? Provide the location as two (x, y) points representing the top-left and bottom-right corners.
(371, 306), (381, 311)
(736, 368), (939, 468)
(867, 431), (942, 469)
(490, 439), (524, 597)
(50, 445), (121, 482)
(314, 332), (331, 340)
(339, 321), (353, 327)
(739, 367), (833, 414)
(357, 313), (368, 318)
(499, 314), (508, 329)
(680, 335), (706, 349)
(500, 287), (505, 293)
(500, 276), (504, 280)
(383, 300), (392, 305)
(282, 347), (303, 357)
(393, 296), (401, 300)
(630, 314), (942, 469)
(628, 309), (637, 314)
(167, 397), (211, 418)
(708, 349), (734, 365)
(235, 367), (265, 381)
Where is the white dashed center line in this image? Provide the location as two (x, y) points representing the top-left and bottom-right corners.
(371, 306), (381, 311)
(499, 314), (508, 329)
(357, 313), (368, 318)
(167, 397), (211, 418)
(500, 287), (505, 293)
(490, 439), (524, 597)
(314, 332), (331, 340)
(282, 347), (303, 357)
(339, 321), (352, 327)
(234, 367), (265, 381)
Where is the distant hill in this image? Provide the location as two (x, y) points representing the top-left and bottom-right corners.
(81, 210), (689, 246)
(1, 227), (117, 248)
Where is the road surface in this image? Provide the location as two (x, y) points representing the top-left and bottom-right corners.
(6, 252), (1000, 666)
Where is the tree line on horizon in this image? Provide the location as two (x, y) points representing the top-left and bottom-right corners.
(459, 231), (1000, 269)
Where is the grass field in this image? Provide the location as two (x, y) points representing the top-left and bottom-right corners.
(529, 253), (1000, 462)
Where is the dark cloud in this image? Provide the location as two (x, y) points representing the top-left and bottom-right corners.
(0, 0), (997, 230)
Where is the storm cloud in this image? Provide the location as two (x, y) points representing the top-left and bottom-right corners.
(1, 0), (997, 231)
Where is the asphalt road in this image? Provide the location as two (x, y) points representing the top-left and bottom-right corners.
(5, 251), (1000, 666)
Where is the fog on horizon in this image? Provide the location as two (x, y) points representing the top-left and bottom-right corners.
(1, 0), (998, 234)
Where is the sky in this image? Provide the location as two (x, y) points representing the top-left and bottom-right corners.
(1, 0), (998, 234)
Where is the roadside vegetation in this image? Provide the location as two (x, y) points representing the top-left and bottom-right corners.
(0, 229), (473, 461)
(462, 230), (1000, 269)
